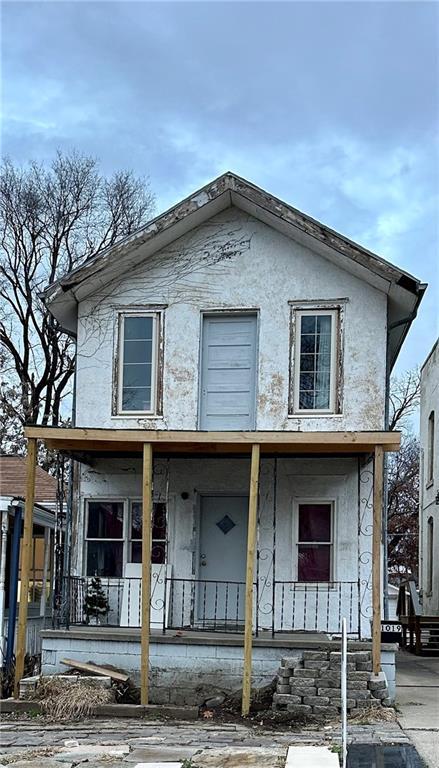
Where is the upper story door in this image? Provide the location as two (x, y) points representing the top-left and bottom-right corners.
(200, 313), (257, 430)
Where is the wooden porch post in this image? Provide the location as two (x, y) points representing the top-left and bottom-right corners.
(141, 443), (153, 705)
(372, 444), (384, 675)
(14, 437), (37, 697)
(242, 443), (260, 717)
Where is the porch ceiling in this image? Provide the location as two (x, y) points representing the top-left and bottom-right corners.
(24, 426), (400, 455)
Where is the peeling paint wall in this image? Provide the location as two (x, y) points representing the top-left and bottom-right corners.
(75, 207), (387, 431)
(75, 455), (372, 638)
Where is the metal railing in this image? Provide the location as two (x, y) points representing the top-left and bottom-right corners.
(59, 575), (360, 637)
(59, 575), (251, 634)
(270, 580), (360, 636)
(164, 577), (250, 634)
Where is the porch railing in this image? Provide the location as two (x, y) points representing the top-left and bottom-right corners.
(58, 576), (360, 637)
(269, 580), (360, 636)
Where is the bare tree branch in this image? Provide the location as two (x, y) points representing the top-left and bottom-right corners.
(0, 150), (155, 465)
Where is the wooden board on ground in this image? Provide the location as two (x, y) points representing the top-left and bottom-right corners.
(60, 658), (129, 682)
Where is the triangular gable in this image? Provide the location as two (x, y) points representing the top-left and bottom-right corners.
(44, 172), (426, 369)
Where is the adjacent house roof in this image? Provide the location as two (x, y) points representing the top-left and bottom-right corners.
(0, 455), (57, 504)
(43, 172), (426, 370)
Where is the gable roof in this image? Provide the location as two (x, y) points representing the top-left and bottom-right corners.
(0, 455), (57, 503)
(43, 172), (426, 370)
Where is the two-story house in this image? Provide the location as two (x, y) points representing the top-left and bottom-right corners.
(15, 174), (425, 711)
(420, 341), (438, 616)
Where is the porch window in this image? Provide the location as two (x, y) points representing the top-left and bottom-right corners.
(427, 411), (435, 485)
(118, 313), (159, 414)
(292, 309), (338, 413)
(129, 501), (167, 564)
(427, 516), (433, 595)
(297, 502), (332, 582)
(86, 501), (124, 577)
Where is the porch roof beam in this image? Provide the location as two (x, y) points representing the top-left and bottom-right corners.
(25, 426), (401, 454)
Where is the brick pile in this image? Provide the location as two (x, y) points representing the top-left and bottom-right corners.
(272, 649), (390, 719)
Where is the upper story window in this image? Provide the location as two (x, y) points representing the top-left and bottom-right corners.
(291, 308), (339, 414)
(427, 411), (435, 486)
(117, 312), (160, 415)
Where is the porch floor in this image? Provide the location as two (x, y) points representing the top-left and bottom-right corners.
(40, 625), (393, 650)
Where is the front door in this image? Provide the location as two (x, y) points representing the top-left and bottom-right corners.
(198, 495), (248, 627)
(200, 314), (257, 430)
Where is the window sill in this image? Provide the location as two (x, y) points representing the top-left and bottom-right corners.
(110, 414), (164, 420)
(287, 413), (343, 419)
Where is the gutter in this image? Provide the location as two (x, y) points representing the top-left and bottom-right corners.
(382, 297), (425, 619)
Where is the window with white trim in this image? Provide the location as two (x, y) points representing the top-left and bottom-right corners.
(118, 313), (159, 414)
(85, 499), (168, 577)
(427, 516), (434, 595)
(129, 501), (167, 565)
(293, 309), (338, 413)
(427, 411), (435, 485)
(86, 501), (124, 578)
(296, 502), (333, 582)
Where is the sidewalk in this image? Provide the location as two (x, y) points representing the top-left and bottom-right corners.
(0, 716), (412, 767)
(396, 650), (439, 767)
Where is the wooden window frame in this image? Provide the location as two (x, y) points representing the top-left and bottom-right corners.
(293, 499), (335, 584)
(426, 515), (434, 596)
(115, 310), (163, 417)
(289, 302), (344, 416)
(84, 499), (127, 579)
(427, 411), (435, 487)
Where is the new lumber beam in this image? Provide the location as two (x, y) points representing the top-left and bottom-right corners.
(372, 444), (384, 675)
(141, 443), (153, 705)
(242, 443), (260, 716)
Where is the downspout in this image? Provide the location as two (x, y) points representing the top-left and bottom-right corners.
(384, 310), (420, 619)
(61, 332), (77, 626)
(0, 508), (9, 664)
(5, 503), (23, 669)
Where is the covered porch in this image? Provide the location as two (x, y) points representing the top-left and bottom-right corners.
(17, 426), (399, 712)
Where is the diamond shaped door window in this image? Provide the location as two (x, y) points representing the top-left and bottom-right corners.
(216, 514), (236, 535)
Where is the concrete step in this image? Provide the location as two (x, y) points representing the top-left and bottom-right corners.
(286, 745), (340, 766)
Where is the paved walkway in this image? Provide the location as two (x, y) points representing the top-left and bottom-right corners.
(396, 650), (439, 768)
(0, 716), (412, 767)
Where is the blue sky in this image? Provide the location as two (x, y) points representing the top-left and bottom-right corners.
(2, 1), (438, 374)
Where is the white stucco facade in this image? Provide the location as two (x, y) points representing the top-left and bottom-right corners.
(74, 208), (388, 432)
(419, 340), (439, 615)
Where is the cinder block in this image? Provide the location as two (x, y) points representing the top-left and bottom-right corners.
(303, 695), (330, 706)
(317, 678), (340, 689)
(276, 684), (290, 694)
(348, 690), (371, 700)
(318, 688), (341, 698)
(289, 684), (317, 696)
(273, 693), (302, 706)
(356, 661), (373, 672)
(370, 688), (388, 700)
(286, 704), (312, 715)
(293, 668), (316, 679)
(303, 651), (329, 661)
(304, 660), (330, 670)
(349, 671), (371, 681)
(281, 656), (301, 668)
